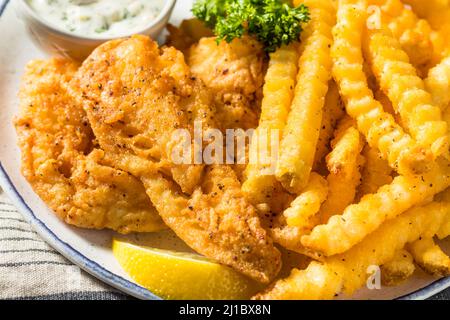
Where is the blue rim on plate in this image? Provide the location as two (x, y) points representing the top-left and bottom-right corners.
(0, 162), (160, 300)
(0, 0), (448, 300)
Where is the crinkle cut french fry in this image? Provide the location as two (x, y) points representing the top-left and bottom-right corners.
(255, 200), (448, 299)
(243, 44), (299, 205)
(374, 89), (398, 120)
(253, 261), (343, 300)
(445, 106), (450, 125)
(368, 0), (434, 69)
(425, 56), (450, 110)
(302, 158), (450, 256)
(381, 249), (415, 286)
(335, 202), (448, 295)
(331, 0), (433, 176)
(402, 0), (450, 58)
(313, 81), (346, 173)
(269, 173), (327, 258)
(386, 7), (434, 70)
(270, 225), (325, 261)
(276, 0), (335, 194)
(408, 237), (450, 277)
(365, 30), (449, 158)
(319, 118), (365, 223)
(435, 188), (450, 239)
(437, 214), (450, 240)
(284, 172), (328, 229)
(402, 0), (450, 30)
(357, 145), (393, 199)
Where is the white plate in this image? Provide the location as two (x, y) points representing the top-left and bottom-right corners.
(0, 0), (449, 300)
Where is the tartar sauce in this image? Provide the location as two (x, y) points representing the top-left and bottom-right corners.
(27, 0), (166, 37)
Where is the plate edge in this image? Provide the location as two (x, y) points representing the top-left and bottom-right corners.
(0, 161), (161, 300)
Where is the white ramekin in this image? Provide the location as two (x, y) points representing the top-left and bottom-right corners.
(15, 0), (177, 61)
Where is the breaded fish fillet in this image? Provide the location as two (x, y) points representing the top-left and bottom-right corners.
(72, 35), (281, 283)
(189, 36), (266, 130)
(15, 58), (165, 234)
(71, 37), (207, 195)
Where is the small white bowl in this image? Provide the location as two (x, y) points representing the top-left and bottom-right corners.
(15, 0), (177, 61)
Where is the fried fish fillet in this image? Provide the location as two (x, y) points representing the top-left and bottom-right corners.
(15, 58), (165, 234)
(71, 37), (207, 195)
(72, 35), (281, 283)
(189, 36), (266, 130)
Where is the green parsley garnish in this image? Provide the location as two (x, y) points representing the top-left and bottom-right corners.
(192, 0), (310, 52)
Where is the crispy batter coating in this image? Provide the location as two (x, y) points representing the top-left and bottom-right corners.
(15, 58), (164, 233)
(188, 36), (266, 182)
(72, 35), (281, 283)
(189, 36), (266, 130)
(142, 165), (282, 283)
(71, 37), (209, 195)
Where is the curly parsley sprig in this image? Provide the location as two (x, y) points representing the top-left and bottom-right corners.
(192, 0), (310, 52)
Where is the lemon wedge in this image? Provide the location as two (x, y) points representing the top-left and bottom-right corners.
(112, 238), (263, 300)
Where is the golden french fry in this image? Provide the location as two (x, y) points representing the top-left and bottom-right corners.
(243, 44), (299, 205)
(374, 89), (399, 120)
(402, 0), (450, 59)
(269, 173), (328, 259)
(425, 56), (450, 110)
(284, 173), (328, 228)
(302, 158), (450, 256)
(276, 0), (336, 194)
(437, 215), (450, 240)
(402, 0), (450, 30)
(253, 261), (342, 300)
(336, 201), (447, 296)
(381, 249), (415, 286)
(408, 237), (450, 277)
(357, 145), (393, 198)
(314, 81), (346, 173)
(368, 0), (434, 70)
(365, 30), (449, 158)
(255, 200), (448, 299)
(331, 0), (433, 176)
(435, 188), (450, 239)
(270, 224), (325, 261)
(320, 118), (365, 223)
